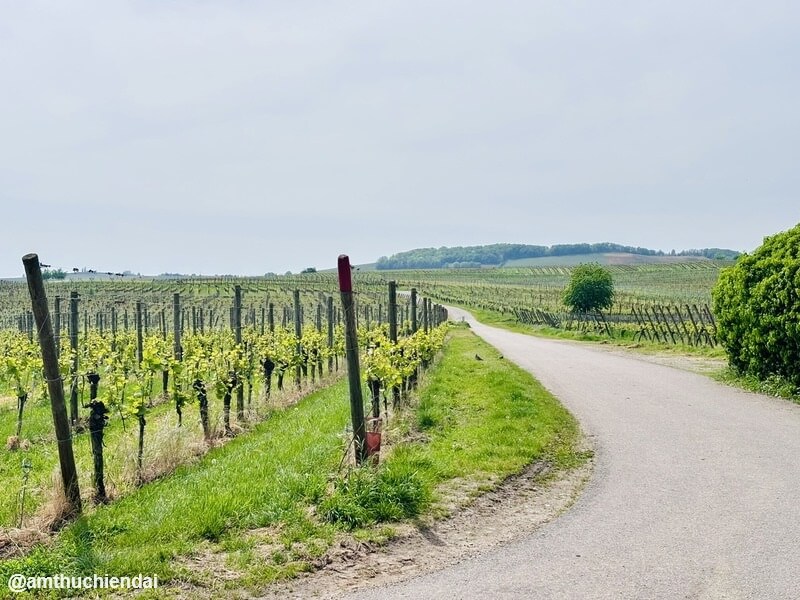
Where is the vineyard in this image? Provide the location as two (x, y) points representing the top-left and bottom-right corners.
(0, 273), (447, 528)
(375, 262), (728, 346)
(0, 261), (726, 527)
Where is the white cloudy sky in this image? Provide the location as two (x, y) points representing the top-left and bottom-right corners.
(1, 1), (798, 276)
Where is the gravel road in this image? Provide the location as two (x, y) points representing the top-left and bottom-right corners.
(347, 306), (800, 600)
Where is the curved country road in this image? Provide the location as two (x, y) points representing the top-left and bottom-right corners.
(348, 306), (800, 599)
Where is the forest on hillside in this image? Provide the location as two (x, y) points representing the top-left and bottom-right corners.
(375, 243), (740, 270)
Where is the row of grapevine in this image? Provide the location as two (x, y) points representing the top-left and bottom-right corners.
(1, 274), (448, 524)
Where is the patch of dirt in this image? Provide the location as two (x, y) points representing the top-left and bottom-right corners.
(0, 528), (49, 559)
(260, 454), (593, 600)
(606, 348), (726, 375)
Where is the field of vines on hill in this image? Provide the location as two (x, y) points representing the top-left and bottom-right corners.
(0, 274), (446, 528)
(351, 262), (727, 345)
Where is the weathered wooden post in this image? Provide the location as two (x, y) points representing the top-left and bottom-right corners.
(135, 301), (144, 365)
(234, 285), (244, 420)
(268, 302), (275, 333)
(22, 254), (82, 516)
(388, 281), (401, 407)
(388, 282), (398, 342)
(338, 255), (366, 465)
(327, 296), (334, 373)
(54, 296), (61, 356)
(294, 290), (303, 388)
(173, 293), (182, 361)
(69, 291), (79, 426)
(159, 309), (169, 395)
(173, 293), (184, 425)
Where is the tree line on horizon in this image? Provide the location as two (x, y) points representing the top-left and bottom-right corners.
(375, 243), (740, 270)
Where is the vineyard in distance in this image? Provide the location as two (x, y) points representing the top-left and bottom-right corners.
(0, 246), (749, 597)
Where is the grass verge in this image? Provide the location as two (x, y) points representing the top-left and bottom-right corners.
(0, 327), (584, 598)
(711, 368), (800, 404)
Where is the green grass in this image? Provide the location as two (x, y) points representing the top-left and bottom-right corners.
(0, 327), (584, 598)
(711, 368), (800, 404)
(409, 327), (583, 478)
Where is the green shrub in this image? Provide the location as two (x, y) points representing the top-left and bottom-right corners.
(712, 223), (800, 386)
(562, 263), (614, 313)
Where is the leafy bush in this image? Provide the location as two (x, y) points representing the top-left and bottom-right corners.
(712, 223), (800, 386)
(562, 263), (614, 313)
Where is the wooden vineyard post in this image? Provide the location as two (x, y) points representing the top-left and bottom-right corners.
(173, 293), (183, 426)
(234, 285), (244, 420)
(22, 254), (82, 516)
(388, 281), (401, 407)
(173, 293), (182, 360)
(685, 304), (702, 346)
(314, 304), (323, 379)
(388, 281), (398, 343)
(338, 255), (367, 465)
(294, 290), (303, 389)
(410, 288), (418, 333)
(54, 296), (61, 355)
(136, 301), (144, 365)
(268, 302), (275, 333)
(327, 296), (334, 373)
(160, 309), (169, 395)
(656, 305), (677, 344)
(69, 291), (79, 426)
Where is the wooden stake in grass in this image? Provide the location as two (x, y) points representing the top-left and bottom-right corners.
(411, 288), (418, 333)
(327, 296), (334, 374)
(135, 301), (144, 365)
(54, 295), (61, 355)
(22, 253), (82, 517)
(338, 255), (367, 465)
(173, 293), (184, 426)
(294, 289), (303, 389)
(234, 285), (245, 420)
(388, 281), (401, 407)
(69, 291), (79, 426)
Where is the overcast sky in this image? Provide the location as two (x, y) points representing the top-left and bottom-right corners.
(1, 1), (798, 276)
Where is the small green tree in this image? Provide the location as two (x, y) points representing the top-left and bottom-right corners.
(563, 263), (614, 314)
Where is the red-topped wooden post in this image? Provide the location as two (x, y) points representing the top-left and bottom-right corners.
(338, 255), (367, 465)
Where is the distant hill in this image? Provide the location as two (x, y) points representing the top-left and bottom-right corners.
(375, 243), (740, 270)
